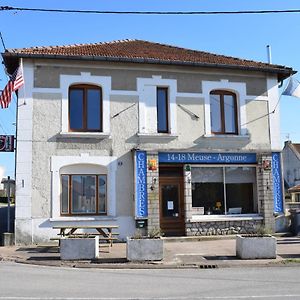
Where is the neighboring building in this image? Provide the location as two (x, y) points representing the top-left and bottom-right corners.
(282, 140), (300, 210)
(0, 177), (15, 198)
(2, 39), (295, 244)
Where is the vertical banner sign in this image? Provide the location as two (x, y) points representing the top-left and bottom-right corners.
(272, 152), (284, 213)
(135, 150), (148, 218)
(0, 135), (14, 152)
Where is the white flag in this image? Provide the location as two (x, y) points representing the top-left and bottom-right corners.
(282, 77), (300, 98)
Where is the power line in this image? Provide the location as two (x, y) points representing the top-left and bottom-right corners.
(1, 6), (300, 15)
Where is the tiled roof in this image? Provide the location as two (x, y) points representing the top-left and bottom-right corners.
(288, 184), (300, 193)
(292, 144), (300, 155)
(2, 39), (294, 77)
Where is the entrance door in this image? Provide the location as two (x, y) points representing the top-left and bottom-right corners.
(159, 176), (185, 236)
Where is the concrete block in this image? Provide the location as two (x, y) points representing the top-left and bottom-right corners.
(60, 237), (99, 260)
(127, 237), (163, 261)
(1, 233), (14, 246)
(236, 235), (276, 259)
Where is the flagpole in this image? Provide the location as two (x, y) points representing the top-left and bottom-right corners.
(271, 75), (294, 114)
(19, 58), (26, 106)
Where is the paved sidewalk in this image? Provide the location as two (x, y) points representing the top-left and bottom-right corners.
(0, 235), (300, 269)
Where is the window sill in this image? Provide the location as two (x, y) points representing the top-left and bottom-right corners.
(59, 132), (110, 139)
(189, 214), (262, 222)
(203, 134), (250, 141)
(137, 132), (178, 142)
(50, 216), (117, 222)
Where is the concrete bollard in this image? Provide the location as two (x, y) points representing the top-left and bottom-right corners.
(1, 233), (14, 246)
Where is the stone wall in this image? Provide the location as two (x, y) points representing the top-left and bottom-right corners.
(147, 152), (160, 233)
(257, 153), (275, 231)
(186, 219), (263, 236)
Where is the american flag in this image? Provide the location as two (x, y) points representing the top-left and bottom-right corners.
(0, 66), (24, 109)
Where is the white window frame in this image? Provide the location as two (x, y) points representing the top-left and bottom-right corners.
(190, 164), (259, 217)
(60, 72), (111, 136)
(202, 80), (247, 136)
(50, 153), (117, 219)
(137, 76), (177, 135)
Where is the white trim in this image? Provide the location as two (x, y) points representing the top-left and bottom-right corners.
(60, 72), (111, 134)
(58, 132), (110, 139)
(32, 87), (61, 94)
(202, 79), (247, 136)
(247, 95), (268, 101)
(177, 92), (203, 98)
(50, 216), (117, 222)
(267, 76), (281, 151)
(137, 133), (178, 142)
(137, 76), (177, 135)
(110, 90), (138, 96)
(50, 153), (117, 219)
(15, 61), (34, 220)
(203, 134), (250, 142)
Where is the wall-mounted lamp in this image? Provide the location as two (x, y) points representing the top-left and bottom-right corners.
(150, 177), (157, 191)
(185, 165), (191, 172)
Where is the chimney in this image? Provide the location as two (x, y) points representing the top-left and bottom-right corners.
(266, 45), (272, 64)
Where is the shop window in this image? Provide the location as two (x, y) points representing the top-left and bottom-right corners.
(157, 87), (169, 133)
(61, 174), (107, 215)
(69, 84), (102, 132)
(191, 166), (257, 215)
(210, 90), (238, 134)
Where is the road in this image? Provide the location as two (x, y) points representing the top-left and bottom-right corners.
(0, 262), (300, 299)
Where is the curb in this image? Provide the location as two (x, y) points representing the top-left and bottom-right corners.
(2, 256), (294, 270)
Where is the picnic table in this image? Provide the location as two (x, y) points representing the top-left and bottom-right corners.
(52, 224), (119, 247)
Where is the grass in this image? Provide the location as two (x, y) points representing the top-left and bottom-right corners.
(281, 258), (300, 264)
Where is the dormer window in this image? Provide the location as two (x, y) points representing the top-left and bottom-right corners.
(210, 90), (238, 135)
(69, 84), (102, 132)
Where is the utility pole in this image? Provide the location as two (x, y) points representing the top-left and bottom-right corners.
(7, 175), (10, 232)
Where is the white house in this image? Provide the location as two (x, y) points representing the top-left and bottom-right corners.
(2, 39), (295, 244)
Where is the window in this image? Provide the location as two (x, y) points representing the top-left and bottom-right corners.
(69, 85), (102, 132)
(61, 174), (107, 215)
(191, 166), (257, 215)
(210, 90), (238, 134)
(157, 87), (169, 133)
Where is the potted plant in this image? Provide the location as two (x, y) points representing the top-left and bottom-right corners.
(126, 228), (164, 262)
(236, 226), (276, 259)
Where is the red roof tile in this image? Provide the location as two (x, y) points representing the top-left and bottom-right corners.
(2, 39), (295, 78)
(288, 184), (300, 193)
(292, 144), (300, 155)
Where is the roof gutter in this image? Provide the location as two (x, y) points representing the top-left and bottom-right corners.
(2, 52), (296, 80)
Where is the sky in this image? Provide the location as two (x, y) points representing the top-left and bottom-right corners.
(0, 0), (300, 179)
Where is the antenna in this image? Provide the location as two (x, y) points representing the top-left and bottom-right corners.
(266, 45), (272, 64)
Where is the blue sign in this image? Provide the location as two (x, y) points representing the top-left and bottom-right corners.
(135, 151), (148, 218)
(272, 152), (284, 213)
(159, 152), (257, 164)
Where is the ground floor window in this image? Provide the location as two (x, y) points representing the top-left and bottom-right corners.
(61, 174), (107, 215)
(191, 166), (257, 215)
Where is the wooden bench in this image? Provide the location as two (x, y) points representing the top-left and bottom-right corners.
(51, 225), (119, 248)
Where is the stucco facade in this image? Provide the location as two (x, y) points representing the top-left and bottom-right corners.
(4, 40), (290, 244)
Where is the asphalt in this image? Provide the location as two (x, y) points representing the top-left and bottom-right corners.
(0, 235), (300, 269)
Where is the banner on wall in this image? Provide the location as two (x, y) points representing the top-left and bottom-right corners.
(272, 152), (284, 213)
(135, 150), (148, 218)
(159, 152), (257, 164)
